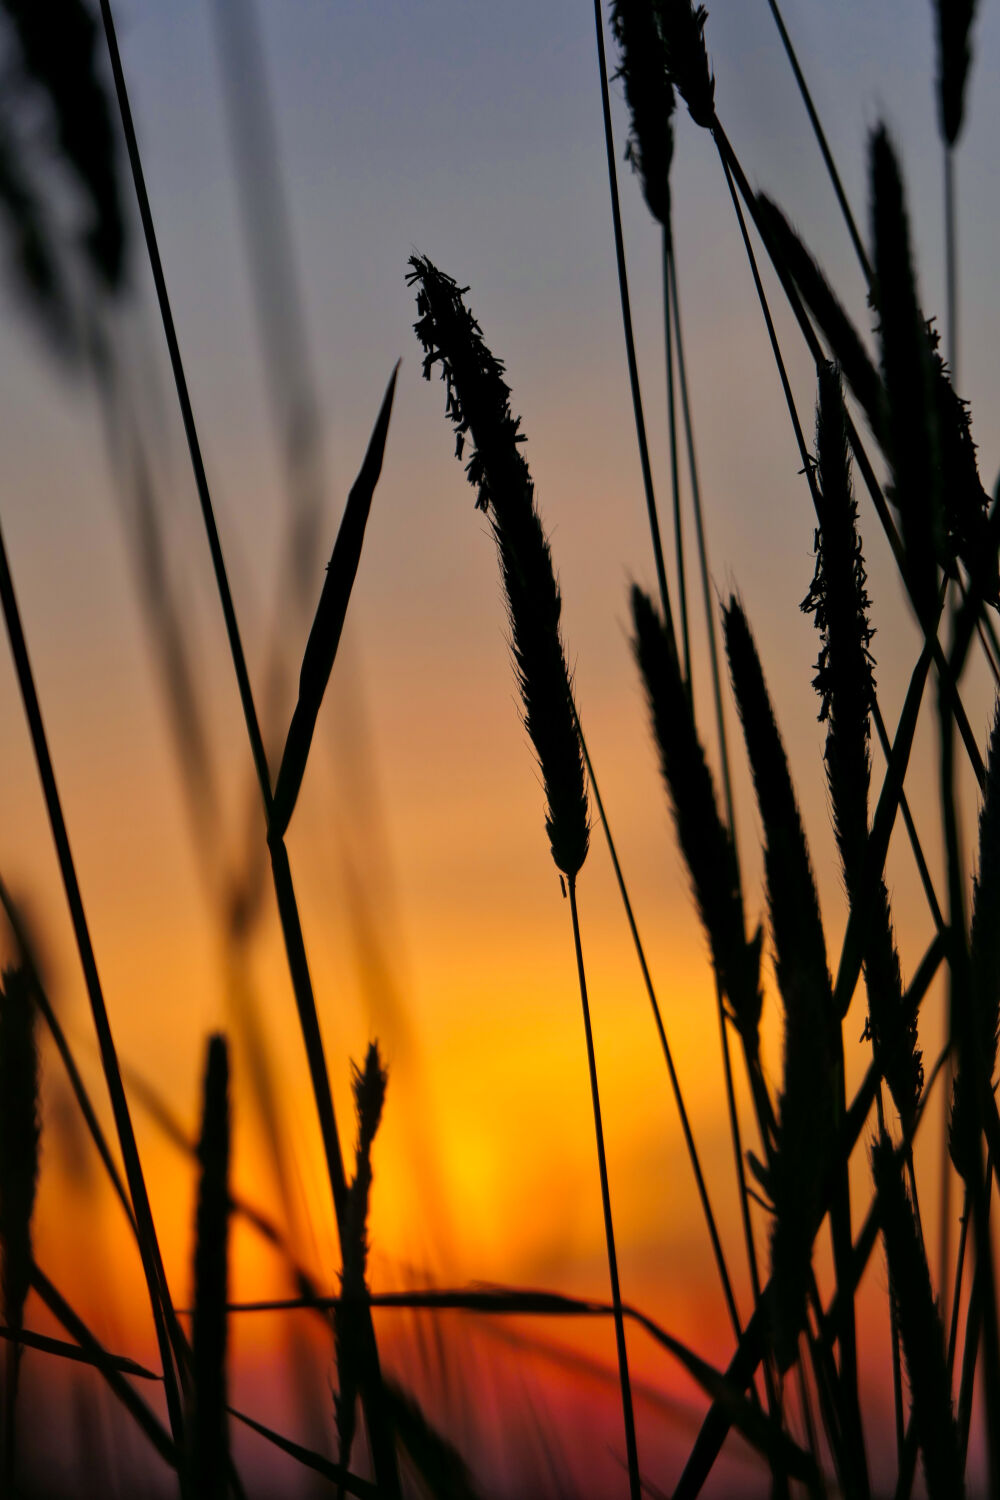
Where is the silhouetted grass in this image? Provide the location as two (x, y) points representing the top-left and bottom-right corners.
(1, 3), (1000, 1496)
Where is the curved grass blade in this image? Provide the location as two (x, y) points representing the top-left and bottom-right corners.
(722, 598), (835, 1370)
(631, 586), (762, 1051)
(271, 365), (398, 840)
(0, 0), (126, 286)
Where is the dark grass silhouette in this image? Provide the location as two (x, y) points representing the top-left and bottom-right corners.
(0, 1), (999, 1496)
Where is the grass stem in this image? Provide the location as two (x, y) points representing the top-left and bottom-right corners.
(568, 876), (641, 1500)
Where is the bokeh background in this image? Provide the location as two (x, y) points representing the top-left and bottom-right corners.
(1, 1), (999, 1492)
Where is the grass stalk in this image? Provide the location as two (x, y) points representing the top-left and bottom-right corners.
(663, 229), (692, 686)
(568, 877), (641, 1500)
(575, 719), (745, 1345)
(763, 0), (871, 281)
(0, 518), (185, 1451)
(97, 5), (400, 1487)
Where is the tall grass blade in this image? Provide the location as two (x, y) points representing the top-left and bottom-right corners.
(870, 126), (942, 627)
(383, 1380), (482, 1500)
(335, 1043), (388, 1491)
(722, 597), (835, 1370)
(271, 365), (399, 839)
(871, 1132), (964, 1499)
(190, 1035), (231, 1499)
(631, 586), (762, 1052)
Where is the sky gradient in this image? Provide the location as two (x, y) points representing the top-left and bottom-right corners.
(1, 1), (999, 1493)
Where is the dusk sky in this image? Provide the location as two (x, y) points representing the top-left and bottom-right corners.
(1, 2), (999, 1492)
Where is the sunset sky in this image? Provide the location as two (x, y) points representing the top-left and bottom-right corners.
(1, 1), (999, 1492)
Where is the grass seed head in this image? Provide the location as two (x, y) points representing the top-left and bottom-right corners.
(408, 255), (589, 879)
(655, 0), (715, 129)
(610, 0), (676, 230)
(631, 584), (762, 1047)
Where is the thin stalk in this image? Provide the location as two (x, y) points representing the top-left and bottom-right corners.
(576, 720), (744, 1344)
(712, 121), (986, 790)
(946, 1187), (972, 1381)
(97, 7), (398, 1489)
(940, 679), (1000, 1494)
(945, 147), (958, 379)
(667, 239), (778, 1359)
(568, 877), (641, 1500)
(876, 1088), (906, 1471)
(591, 0), (674, 635)
(668, 240), (738, 855)
(0, 521), (184, 1454)
(764, 0), (871, 282)
(663, 228), (691, 687)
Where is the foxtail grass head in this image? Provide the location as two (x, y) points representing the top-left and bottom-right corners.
(656, 0), (715, 129)
(408, 255), (589, 880)
(610, 0), (676, 230)
(631, 585), (762, 1049)
(933, 0), (978, 147)
(723, 597), (835, 1367)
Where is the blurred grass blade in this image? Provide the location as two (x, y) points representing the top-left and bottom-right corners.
(723, 597), (836, 1369)
(0, 114), (77, 359)
(0, 0), (126, 286)
(30, 1263), (176, 1468)
(383, 1380), (482, 1500)
(271, 365), (399, 840)
(933, 0), (978, 147)
(190, 1035), (231, 1499)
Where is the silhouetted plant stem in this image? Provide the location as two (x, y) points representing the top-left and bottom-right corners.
(567, 876), (641, 1500)
(763, 0), (871, 282)
(710, 119), (986, 788)
(0, 518), (185, 1458)
(97, 7), (399, 1490)
(591, 0), (674, 638)
(939, 680), (1000, 1494)
(945, 148), (958, 380)
(946, 1187), (972, 1382)
(667, 242), (738, 858)
(575, 718), (746, 1346)
(663, 228), (691, 687)
(875, 1088), (906, 1471)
